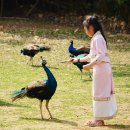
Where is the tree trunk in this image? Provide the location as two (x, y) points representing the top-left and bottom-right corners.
(0, 0), (4, 17)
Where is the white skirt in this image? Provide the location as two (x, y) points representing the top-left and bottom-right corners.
(93, 95), (117, 120)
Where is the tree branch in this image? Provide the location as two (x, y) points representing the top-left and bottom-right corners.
(25, 0), (40, 17)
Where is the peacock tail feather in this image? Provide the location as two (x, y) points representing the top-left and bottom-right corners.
(12, 89), (27, 102)
(39, 46), (51, 52)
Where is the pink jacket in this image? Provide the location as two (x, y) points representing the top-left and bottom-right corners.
(89, 31), (114, 98)
(89, 31), (110, 64)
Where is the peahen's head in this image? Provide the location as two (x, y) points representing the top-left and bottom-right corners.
(21, 49), (23, 54)
(40, 56), (47, 66)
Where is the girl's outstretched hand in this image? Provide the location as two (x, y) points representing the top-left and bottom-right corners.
(60, 58), (78, 64)
(83, 64), (93, 70)
(68, 58), (78, 63)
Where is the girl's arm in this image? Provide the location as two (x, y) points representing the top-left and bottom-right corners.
(83, 38), (106, 70)
(93, 38), (106, 63)
(79, 54), (91, 62)
(69, 54), (91, 63)
(83, 59), (97, 70)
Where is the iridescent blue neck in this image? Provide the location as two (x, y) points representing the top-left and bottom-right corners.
(42, 65), (57, 91)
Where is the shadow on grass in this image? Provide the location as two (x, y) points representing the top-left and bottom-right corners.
(48, 66), (59, 70)
(82, 79), (92, 82)
(113, 71), (130, 77)
(21, 117), (78, 126)
(72, 71), (92, 80)
(106, 124), (130, 129)
(112, 64), (130, 77)
(120, 84), (130, 88)
(32, 65), (59, 70)
(32, 65), (42, 68)
(0, 100), (29, 108)
(0, 100), (13, 106)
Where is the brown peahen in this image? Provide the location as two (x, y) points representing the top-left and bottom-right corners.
(21, 44), (50, 65)
(12, 57), (57, 119)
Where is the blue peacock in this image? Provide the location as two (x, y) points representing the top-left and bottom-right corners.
(12, 57), (57, 119)
(68, 40), (91, 79)
(68, 40), (90, 56)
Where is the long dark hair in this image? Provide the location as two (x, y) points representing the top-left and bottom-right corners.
(83, 15), (107, 46)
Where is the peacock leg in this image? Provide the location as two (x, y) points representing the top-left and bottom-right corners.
(26, 57), (30, 64)
(80, 69), (83, 80)
(46, 100), (53, 119)
(88, 71), (92, 79)
(40, 100), (44, 120)
(26, 57), (32, 65)
(30, 57), (33, 66)
(32, 58), (34, 66)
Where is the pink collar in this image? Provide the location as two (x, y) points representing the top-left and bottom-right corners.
(91, 31), (101, 41)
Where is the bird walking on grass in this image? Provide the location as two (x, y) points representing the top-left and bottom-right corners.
(21, 44), (50, 66)
(68, 40), (91, 79)
(71, 54), (90, 79)
(12, 57), (57, 119)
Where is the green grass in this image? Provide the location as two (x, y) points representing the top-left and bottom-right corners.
(0, 20), (130, 130)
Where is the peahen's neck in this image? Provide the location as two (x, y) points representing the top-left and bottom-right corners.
(43, 65), (57, 91)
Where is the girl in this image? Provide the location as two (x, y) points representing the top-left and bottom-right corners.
(69, 15), (117, 127)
